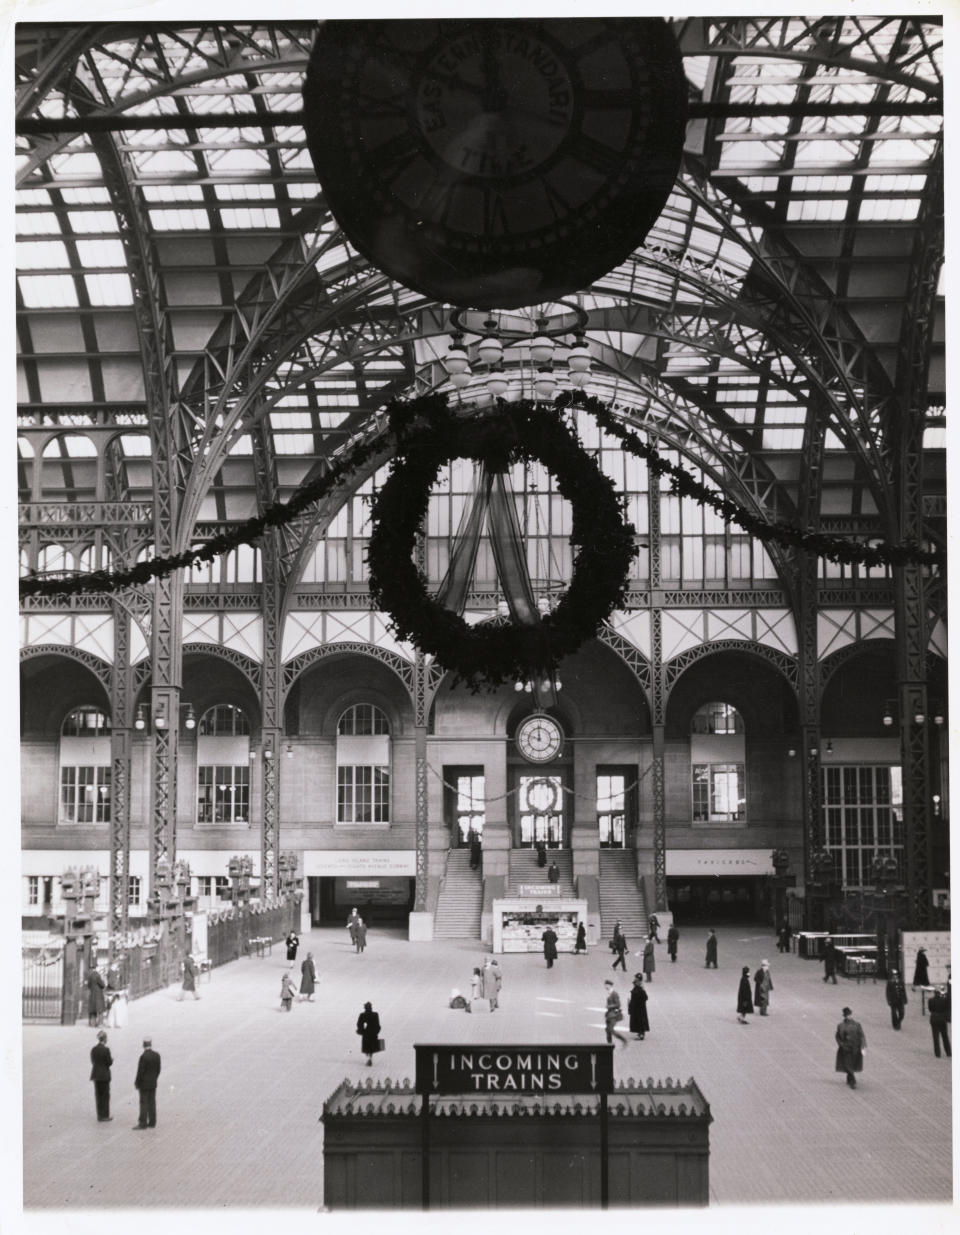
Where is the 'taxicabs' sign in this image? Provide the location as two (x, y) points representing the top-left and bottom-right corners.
(414, 1044), (614, 1096)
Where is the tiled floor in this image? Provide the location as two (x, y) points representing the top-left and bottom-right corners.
(18, 924), (955, 1213)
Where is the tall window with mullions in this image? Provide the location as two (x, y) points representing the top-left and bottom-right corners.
(823, 765), (903, 890)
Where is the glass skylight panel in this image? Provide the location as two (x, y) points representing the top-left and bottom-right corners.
(787, 198), (849, 221)
(17, 189), (51, 206)
(85, 274), (134, 305)
(315, 411), (351, 427)
(75, 239), (127, 267)
(228, 435), (253, 456)
(60, 187), (112, 204)
(858, 198), (920, 222)
(135, 148), (198, 174)
(762, 428), (804, 450)
(149, 209), (211, 231)
(142, 185), (206, 201)
(269, 411), (314, 430)
(315, 244), (351, 274)
(219, 208), (280, 229)
(118, 434), (152, 456)
(18, 275), (79, 308)
(286, 183), (319, 199)
(16, 240), (69, 269)
(50, 150), (102, 177)
(66, 210), (120, 235)
(273, 434), (315, 455)
(16, 212), (61, 236)
(215, 183), (278, 200)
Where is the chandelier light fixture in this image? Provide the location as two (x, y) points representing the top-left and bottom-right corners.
(444, 302), (593, 402)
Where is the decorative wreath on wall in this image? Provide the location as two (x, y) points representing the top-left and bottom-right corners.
(367, 398), (638, 689)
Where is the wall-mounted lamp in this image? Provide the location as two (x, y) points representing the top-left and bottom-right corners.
(933, 793), (941, 818)
(825, 738), (833, 755)
(808, 745), (819, 757)
(285, 743), (293, 759)
(135, 705), (146, 731)
(882, 701), (895, 727)
(184, 704), (196, 730)
(787, 748), (797, 758)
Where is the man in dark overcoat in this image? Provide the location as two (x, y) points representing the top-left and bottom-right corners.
(89, 1030), (113, 1121)
(541, 925), (558, 969)
(928, 987), (952, 1058)
(86, 965), (107, 1027)
(133, 1037), (162, 1129)
(834, 1007), (866, 1088)
(667, 923), (679, 962)
(884, 968), (907, 1029)
(823, 937), (838, 984)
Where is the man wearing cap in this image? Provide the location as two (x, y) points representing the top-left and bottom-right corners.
(133, 1037), (161, 1129)
(834, 1007), (866, 1088)
(927, 987), (952, 1058)
(89, 1030), (113, 1122)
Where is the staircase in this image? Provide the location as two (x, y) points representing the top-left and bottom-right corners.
(433, 849), (483, 939)
(507, 848), (574, 897)
(598, 850), (648, 943)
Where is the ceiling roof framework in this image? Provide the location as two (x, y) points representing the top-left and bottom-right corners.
(15, 17), (944, 598)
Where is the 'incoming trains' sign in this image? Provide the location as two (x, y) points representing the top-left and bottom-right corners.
(414, 1044), (614, 1096)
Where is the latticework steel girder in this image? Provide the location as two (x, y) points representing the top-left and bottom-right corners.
(14, 23), (318, 185)
(673, 15), (941, 95)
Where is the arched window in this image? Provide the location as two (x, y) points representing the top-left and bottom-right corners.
(690, 702), (745, 823)
(336, 704), (390, 824)
(198, 704), (251, 736)
(196, 704), (250, 824)
(59, 706), (111, 824)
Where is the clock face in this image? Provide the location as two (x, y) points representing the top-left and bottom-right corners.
(303, 18), (687, 308)
(516, 713), (564, 764)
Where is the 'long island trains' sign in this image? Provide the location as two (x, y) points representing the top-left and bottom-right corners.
(414, 1044), (614, 1096)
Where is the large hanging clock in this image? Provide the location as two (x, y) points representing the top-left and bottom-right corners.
(516, 713), (564, 764)
(303, 18), (688, 309)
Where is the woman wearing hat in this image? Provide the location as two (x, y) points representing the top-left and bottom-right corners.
(835, 1007), (866, 1088)
(736, 966), (754, 1024)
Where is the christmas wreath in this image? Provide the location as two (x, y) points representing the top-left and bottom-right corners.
(368, 397), (638, 688)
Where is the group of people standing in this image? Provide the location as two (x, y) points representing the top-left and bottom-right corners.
(89, 1032), (161, 1128)
(736, 960), (774, 1023)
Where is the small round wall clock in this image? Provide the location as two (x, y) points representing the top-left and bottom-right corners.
(516, 713), (564, 763)
(303, 18), (688, 308)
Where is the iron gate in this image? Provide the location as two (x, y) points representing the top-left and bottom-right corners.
(22, 949), (63, 1022)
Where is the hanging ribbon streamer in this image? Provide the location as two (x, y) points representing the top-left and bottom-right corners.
(19, 392), (944, 601)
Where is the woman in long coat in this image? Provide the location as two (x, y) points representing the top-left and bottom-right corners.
(179, 954), (199, 1000)
(574, 922), (587, 954)
(285, 930), (299, 963)
(835, 1007), (866, 1087)
(737, 966), (754, 1023)
(912, 946), (930, 988)
(705, 930), (718, 969)
(356, 1001), (381, 1065)
(299, 952), (317, 1001)
(628, 974), (649, 1039)
(641, 935), (656, 981)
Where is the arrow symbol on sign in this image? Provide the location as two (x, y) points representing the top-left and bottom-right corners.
(433, 1052), (439, 1090)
